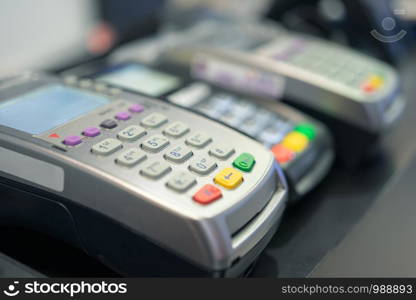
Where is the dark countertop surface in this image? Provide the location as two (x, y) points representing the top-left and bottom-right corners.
(1, 53), (415, 278)
(252, 53), (416, 277)
(309, 150), (416, 277)
(0, 253), (43, 278)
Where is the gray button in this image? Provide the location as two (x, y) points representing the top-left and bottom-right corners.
(209, 145), (235, 160)
(219, 111), (244, 127)
(167, 83), (211, 107)
(186, 132), (212, 148)
(189, 156), (217, 175)
(64, 75), (78, 85)
(116, 149), (147, 167)
(141, 113), (168, 128)
(117, 125), (147, 142)
(141, 135), (170, 153)
(109, 87), (122, 95)
(196, 103), (224, 119)
(91, 138), (122, 156)
(240, 109), (273, 136)
(141, 161), (172, 179)
(164, 145), (193, 163)
(240, 118), (264, 136)
(79, 79), (93, 88)
(210, 94), (235, 112)
(233, 100), (256, 119)
(166, 172), (196, 193)
(94, 82), (108, 92)
(257, 127), (286, 147)
(163, 121), (190, 138)
(100, 119), (118, 129)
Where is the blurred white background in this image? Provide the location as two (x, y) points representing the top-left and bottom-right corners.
(0, 0), (97, 77)
(1, 0), (415, 79)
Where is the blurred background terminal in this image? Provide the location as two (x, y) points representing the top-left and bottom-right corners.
(1, 0), (416, 76)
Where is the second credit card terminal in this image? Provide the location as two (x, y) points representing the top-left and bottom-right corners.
(112, 19), (405, 165)
(61, 60), (334, 202)
(0, 73), (287, 277)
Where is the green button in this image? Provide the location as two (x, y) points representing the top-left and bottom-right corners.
(295, 123), (316, 140)
(233, 153), (256, 172)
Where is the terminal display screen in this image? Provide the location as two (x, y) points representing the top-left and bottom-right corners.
(0, 85), (110, 134)
(99, 64), (181, 97)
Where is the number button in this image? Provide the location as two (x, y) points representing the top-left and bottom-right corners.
(141, 135), (170, 153)
(117, 125), (147, 142)
(140, 161), (172, 179)
(167, 172), (196, 192)
(186, 132), (212, 148)
(164, 146), (193, 163)
(189, 156), (217, 175)
(209, 145), (235, 160)
(140, 113), (168, 128)
(116, 149), (147, 167)
(91, 138), (123, 156)
(163, 121), (190, 138)
(214, 168), (243, 189)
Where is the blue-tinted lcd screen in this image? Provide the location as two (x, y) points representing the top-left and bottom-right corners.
(99, 64), (181, 97)
(0, 85), (110, 135)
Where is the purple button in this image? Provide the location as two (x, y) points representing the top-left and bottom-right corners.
(115, 112), (131, 121)
(83, 127), (101, 137)
(63, 135), (82, 146)
(129, 104), (145, 113)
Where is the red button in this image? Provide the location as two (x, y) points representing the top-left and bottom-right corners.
(271, 144), (295, 164)
(362, 83), (376, 93)
(193, 184), (222, 205)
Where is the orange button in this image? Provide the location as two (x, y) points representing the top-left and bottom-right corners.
(193, 184), (222, 205)
(272, 144), (296, 164)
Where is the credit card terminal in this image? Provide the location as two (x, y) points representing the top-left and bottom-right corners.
(62, 61), (333, 201)
(112, 19), (405, 165)
(0, 73), (287, 277)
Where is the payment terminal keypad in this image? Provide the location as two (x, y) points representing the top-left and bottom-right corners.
(183, 91), (317, 166)
(36, 84), (274, 208)
(258, 37), (388, 96)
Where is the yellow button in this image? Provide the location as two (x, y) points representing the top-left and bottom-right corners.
(282, 132), (309, 153)
(214, 168), (243, 190)
(369, 75), (384, 89)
